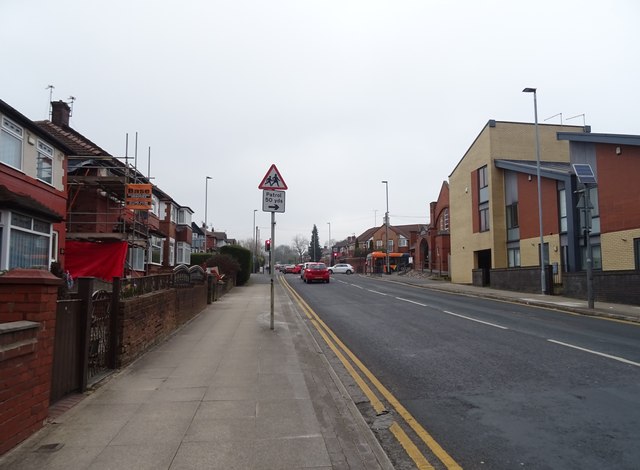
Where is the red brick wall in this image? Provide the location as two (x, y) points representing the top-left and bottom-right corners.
(118, 284), (207, 367)
(0, 270), (61, 455)
(597, 144), (640, 232)
(518, 174), (559, 239)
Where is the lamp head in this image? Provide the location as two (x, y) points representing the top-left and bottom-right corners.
(522, 87), (537, 94)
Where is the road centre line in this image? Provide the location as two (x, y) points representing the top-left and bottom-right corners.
(443, 310), (509, 330)
(366, 289), (388, 295)
(396, 297), (428, 307)
(351, 284), (364, 289)
(548, 339), (640, 367)
(279, 276), (462, 469)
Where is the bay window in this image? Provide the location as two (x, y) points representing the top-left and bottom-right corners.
(2, 211), (51, 269)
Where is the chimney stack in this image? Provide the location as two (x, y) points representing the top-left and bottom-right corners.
(51, 100), (71, 127)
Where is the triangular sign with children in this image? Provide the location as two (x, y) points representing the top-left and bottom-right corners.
(258, 164), (288, 190)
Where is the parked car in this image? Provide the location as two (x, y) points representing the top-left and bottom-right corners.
(302, 262), (330, 283)
(328, 263), (354, 274)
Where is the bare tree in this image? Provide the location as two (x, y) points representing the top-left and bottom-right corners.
(292, 234), (309, 263)
(237, 238), (255, 251)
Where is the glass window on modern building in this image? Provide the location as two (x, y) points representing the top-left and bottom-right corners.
(506, 203), (519, 241)
(578, 187), (600, 234)
(508, 247), (521, 267)
(581, 244), (602, 270)
(558, 188), (568, 233)
(478, 165), (490, 232)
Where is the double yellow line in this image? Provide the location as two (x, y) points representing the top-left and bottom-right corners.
(279, 277), (462, 470)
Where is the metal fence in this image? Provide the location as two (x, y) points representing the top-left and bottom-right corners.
(119, 265), (206, 299)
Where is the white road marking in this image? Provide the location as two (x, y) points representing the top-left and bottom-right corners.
(548, 339), (640, 367)
(443, 310), (509, 330)
(396, 297), (428, 307)
(366, 289), (388, 295)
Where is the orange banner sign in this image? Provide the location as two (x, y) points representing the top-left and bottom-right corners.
(125, 183), (153, 210)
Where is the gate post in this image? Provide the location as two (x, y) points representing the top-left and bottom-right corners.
(207, 274), (213, 304)
(110, 277), (121, 368)
(77, 277), (94, 392)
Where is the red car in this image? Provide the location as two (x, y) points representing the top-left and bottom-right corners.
(302, 262), (330, 283)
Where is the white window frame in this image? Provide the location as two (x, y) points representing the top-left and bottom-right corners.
(508, 247), (521, 267)
(376, 239), (383, 249)
(51, 231), (58, 264)
(148, 235), (164, 265)
(170, 205), (177, 223)
(178, 208), (191, 226)
(128, 246), (145, 271)
(36, 140), (54, 184)
(169, 238), (175, 266)
(398, 236), (408, 248)
(1, 211), (52, 270)
(176, 241), (191, 264)
(151, 195), (160, 217)
(1, 116), (23, 170)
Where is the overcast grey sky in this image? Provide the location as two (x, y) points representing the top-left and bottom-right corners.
(2, 0), (639, 247)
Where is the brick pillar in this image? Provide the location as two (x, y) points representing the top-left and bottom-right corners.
(0, 269), (62, 455)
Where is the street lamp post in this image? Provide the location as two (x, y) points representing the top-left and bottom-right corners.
(523, 88), (546, 295)
(381, 180), (390, 274)
(204, 176), (212, 251)
(327, 222), (331, 266)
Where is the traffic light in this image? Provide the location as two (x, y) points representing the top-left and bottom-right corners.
(265, 239), (271, 251)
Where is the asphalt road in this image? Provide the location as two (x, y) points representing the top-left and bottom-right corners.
(285, 273), (640, 470)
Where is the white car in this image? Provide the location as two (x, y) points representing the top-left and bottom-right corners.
(328, 263), (354, 274)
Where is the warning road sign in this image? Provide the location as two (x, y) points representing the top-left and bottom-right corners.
(258, 164), (288, 190)
(263, 190), (285, 213)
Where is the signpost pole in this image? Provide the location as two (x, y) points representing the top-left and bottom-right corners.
(585, 186), (594, 309)
(270, 211), (275, 330)
(258, 163), (287, 332)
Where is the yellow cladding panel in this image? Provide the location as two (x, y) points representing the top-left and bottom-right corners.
(601, 230), (640, 270)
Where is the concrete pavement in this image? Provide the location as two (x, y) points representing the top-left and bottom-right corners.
(0, 275), (393, 470)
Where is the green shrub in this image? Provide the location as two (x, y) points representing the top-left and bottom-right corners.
(204, 253), (241, 281)
(220, 245), (251, 286)
(191, 253), (214, 267)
